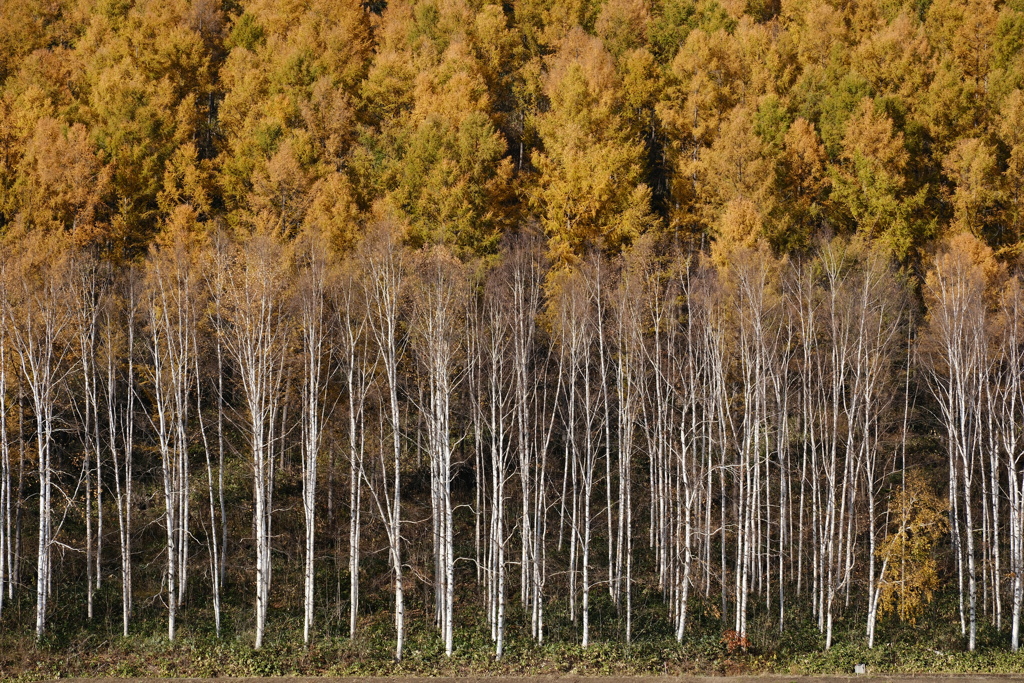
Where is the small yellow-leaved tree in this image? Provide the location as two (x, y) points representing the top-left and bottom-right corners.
(877, 472), (949, 625)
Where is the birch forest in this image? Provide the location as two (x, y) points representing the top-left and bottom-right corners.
(7, 0), (1024, 669)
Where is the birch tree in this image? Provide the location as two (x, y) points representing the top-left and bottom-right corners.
(104, 270), (138, 636)
(69, 250), (104, 621)
(553, 263), (602, 647)
(294, 230), (334, 645)
(1, 232), (74, 640)
(332, 260), (369, 638)
(219, 231), (290, 650)
(481, 252), (517, 658)
(410, 245), (466, 656)
(610, 242), (654, 641)
(0, 270), (9, 621)
(144, 226), (202, 640)
(360, 223), (408, 661)
(503, 234), (549, 643)
(922, 233), (1001, 651)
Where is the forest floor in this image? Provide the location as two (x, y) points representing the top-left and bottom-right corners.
(8, 589), (1024, 681)
(40, 677), (1024, 683)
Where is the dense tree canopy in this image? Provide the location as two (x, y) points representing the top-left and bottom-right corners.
(5, 0), (1024, 262)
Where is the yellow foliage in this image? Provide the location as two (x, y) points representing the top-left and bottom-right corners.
(876, 472), (949, 625)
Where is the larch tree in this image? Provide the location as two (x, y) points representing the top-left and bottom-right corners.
(876, 472), (949, 627)
(532, 28), (656, 263)
(830, 98), (926, 258)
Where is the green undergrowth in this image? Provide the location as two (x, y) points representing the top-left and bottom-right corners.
(7, 632), (1024, 680)
(5, 595), (1024, 680)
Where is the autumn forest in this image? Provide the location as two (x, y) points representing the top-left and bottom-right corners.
(2, 0), (1024, 674)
